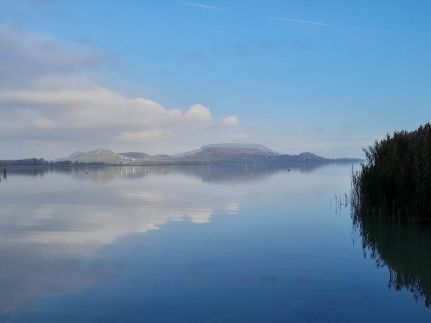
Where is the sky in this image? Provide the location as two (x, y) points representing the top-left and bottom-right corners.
(0, 0), (430, 159)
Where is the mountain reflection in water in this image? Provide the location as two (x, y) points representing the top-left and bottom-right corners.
(3, 162), (328, 184)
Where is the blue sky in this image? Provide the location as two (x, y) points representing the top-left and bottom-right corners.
(0, 0), (430, 158)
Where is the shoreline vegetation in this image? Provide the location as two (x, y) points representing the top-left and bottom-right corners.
(352, 124), (431, 224)
(351, 124), (431, 306)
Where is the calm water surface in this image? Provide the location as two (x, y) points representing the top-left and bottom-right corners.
(0, 164), (430, 322)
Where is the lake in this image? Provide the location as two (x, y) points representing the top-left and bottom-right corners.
(0, 164), (430, 322)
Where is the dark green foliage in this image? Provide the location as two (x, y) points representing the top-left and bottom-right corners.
(352, 123), (431, 223)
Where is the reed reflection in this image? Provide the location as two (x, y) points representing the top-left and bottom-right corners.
(353, 208), (431, 307)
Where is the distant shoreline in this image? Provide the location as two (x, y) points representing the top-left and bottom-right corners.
(1, 144), (363, 168)
(1, 159), (363, 169)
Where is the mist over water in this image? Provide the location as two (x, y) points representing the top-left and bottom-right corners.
(0, 164), (430, 322)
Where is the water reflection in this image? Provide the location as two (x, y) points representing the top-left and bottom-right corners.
(0, 165), (253, 316)
(3, 162), (335, 184)
(0, 168), (250, 247)
(353, 215), (431, 307)
(1, 164), (431, 322)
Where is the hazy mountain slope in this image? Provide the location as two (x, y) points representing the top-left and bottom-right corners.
(276, 152), (328, 163)
(174, 143), (280, 163)
(62, 150), (133, 164)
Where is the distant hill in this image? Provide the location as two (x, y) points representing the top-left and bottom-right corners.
(61, 149), (134, 164)
(52, 144), (361, 166)
(173, 143), (279, 163)
(276, 152), (327, 163)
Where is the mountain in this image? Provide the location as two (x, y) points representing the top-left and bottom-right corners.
(175, 143), (279, 157)
(174, 143), (280, 163)
(275, 152), (328, 163)
(54, 144), (361, 166)
(59, 149), (134, 164)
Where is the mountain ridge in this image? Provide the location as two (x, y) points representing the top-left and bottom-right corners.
(56, 143), (362, 166)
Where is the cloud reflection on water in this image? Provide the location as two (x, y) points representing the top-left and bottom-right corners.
(0, 163), (363, 321)
(0, 166), (260, 315)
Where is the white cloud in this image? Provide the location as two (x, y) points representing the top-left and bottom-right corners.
(118, 129), (170, 142)
(0, 88), (212, 129)
(0, 26), (103, 89)
(0, 25), (240, 158)
(33, 117), (58, 129)
(182, 104), (213, 124)
(222, 115), (239, 126)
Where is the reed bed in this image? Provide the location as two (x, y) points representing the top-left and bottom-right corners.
(352, 123), (431, 224)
